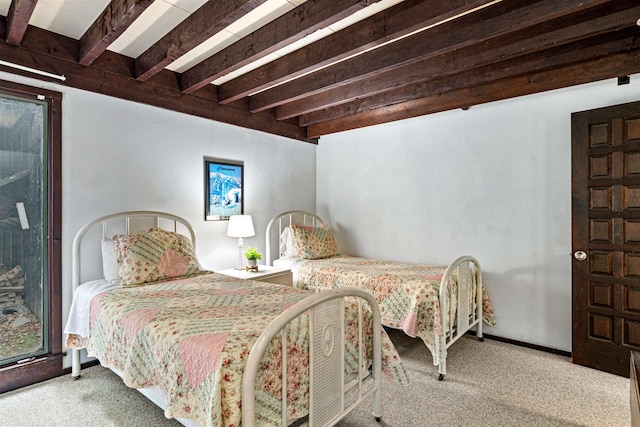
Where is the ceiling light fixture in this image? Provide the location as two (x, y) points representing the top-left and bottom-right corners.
(0, 60), (67, 81)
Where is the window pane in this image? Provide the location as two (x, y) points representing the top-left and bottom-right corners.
(0, 94), (47, 365)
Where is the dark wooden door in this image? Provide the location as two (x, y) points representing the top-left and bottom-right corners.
(572, 100), (640, 377)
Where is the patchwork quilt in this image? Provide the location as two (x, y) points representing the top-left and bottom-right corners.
(66, 272), (408, 427)
(292, 255), (497, 366)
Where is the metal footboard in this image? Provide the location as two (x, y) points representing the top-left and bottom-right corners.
(437, 255), (483, 380)
(242, 288), (383, 427)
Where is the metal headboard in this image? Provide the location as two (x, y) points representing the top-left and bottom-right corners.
(70, 210), (195, 379)
(71, 210), (196, 295)
(265, 210), (325, 266)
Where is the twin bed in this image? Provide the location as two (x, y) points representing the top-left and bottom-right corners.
(64, 211), (408, 427)
(265, 210), (496, 381)
(65, 209), (495, 426)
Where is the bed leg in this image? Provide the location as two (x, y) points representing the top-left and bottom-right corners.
(476, 315), (483, 341)
(476, 267), (484, 343)
(477, 326), (484, 342)
(372, 319), (382, 423)
(438, 360), (446, 381)
(71, 348), (81, 379)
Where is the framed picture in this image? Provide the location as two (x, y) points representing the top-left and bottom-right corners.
(204, 158), (244, 220)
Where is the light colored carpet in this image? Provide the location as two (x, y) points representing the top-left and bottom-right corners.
(0, 331), (630, 426)
(340, 331), (630, 426)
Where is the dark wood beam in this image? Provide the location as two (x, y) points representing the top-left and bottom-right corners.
(285, 4), (640, 122)
(5, 0), (37, 46)
(79, 0), (155, 66)
(248, 0), (613, 113)
(306, 49), (640, 137)
(180, 0), (383, 95)
(0, 18), (315, 143)
(216, 0), (496, 103)
(135, 0), (267, 81)
(301, 30), (640, 127)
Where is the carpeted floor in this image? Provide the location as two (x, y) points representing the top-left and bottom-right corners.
(340, 331), (630, 426)
(0, 330), (630, 426)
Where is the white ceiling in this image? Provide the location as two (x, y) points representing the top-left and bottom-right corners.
(0, 0), (406, 85)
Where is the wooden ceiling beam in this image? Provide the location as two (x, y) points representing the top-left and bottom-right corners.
(1, 0), (637, 143)
(79, 0), (155, 66)
(306, 48), (640, 138)
(5, 0), (38, 46)
(180, 0), (383, 95)
(215, 0), (497, 103)
(301, 30), (640, 127)
(135, 0), (267, 81)
(248, 0), (614, 113)
(284, 4), (640, 121)
(0, 17), (315, 143)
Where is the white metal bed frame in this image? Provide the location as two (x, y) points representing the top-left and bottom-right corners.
(69, 211), (384, 426)
(265, 210), (484, 380)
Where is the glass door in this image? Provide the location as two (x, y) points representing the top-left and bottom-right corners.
(0, 93), (47, 365)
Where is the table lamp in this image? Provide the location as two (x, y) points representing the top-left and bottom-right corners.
(226, 215), (255, 270)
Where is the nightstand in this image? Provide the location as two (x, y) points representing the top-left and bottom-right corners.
(216, 265), (293, 286)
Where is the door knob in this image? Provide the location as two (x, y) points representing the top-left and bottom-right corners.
(574, 251), (588, 261)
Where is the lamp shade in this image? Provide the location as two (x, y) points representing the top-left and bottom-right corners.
(226, 215), (255, 238)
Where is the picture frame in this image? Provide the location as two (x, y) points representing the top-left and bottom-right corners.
(204, 158), (244, 221)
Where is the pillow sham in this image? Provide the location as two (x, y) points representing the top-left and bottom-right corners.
(112, 227), (207, 287)
(290, 223), (339, 260)
(101, 238), (121, 283)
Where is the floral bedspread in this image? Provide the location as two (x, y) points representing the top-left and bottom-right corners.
(293, 255), (496, 366)
(66, 272), (408, 427)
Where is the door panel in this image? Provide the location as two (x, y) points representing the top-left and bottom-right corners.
(572, 100), (640, 377)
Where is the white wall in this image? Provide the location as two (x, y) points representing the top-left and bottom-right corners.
(4, 67), (640, 359)
(317, 75), (640, 352)
(0, 71), (317, 367)
(61, 86), (317, 272)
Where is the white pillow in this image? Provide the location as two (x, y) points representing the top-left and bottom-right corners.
(101, 238), (121, 283)
(279, 227), (299, 258)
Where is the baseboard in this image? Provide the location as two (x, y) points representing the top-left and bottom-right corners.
(468, 331), (572, 358)
(59, 358), (101, 376)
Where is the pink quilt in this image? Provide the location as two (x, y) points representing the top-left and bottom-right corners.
(293, 255), (496, 366)
(66, 272), (408, 427)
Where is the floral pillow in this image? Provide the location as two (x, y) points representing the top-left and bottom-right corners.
(290, 223), (339, 259)
(112, 228), (207, 287)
